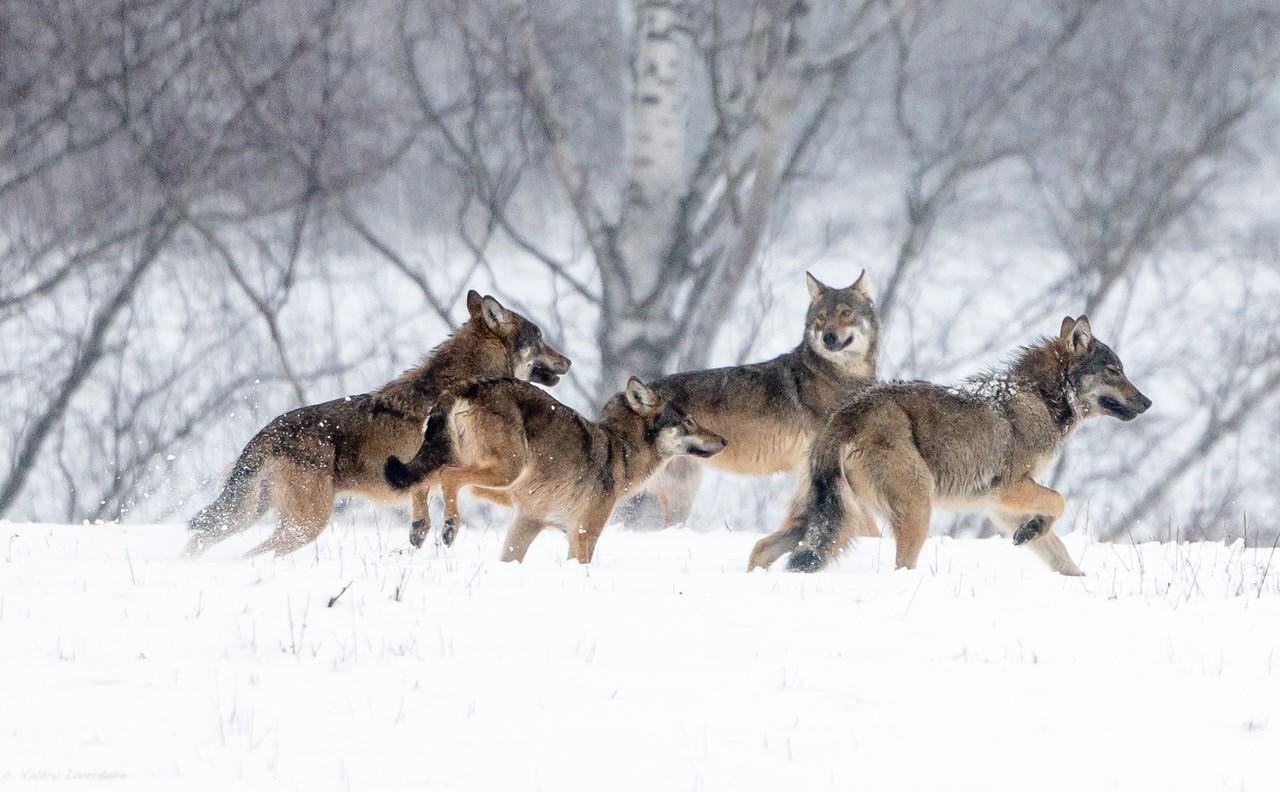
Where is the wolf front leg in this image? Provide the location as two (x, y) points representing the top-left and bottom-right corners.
(567, 505), (614, 564)
(499, 512), (547, 563)
(989, 479), (1083, 577)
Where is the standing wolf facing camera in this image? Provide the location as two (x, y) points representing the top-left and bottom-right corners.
(637, 270), (880, 527)
(185, 291), (570, 557)
(748, 316), (1151, 575)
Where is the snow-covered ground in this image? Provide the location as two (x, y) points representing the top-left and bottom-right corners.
(2, 517), (1278, 791)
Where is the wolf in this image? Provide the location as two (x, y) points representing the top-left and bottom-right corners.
(747, 316), (1151, 575)
(383, 377), (727, 563)
(184, 291), (570, 557)
(638, 270), (879, 526)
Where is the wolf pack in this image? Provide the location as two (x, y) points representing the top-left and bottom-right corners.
(187, 272), (1151, 576)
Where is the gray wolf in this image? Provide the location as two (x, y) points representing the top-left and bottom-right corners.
(748, 316), (1151, 575)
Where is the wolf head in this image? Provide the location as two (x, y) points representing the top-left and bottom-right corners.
(466, 290), (571, 386)
(1059, 316), (1152, 422)
(622, 377), (728, 459)
(804, 270), (878, 375)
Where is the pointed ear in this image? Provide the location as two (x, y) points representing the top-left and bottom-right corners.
(466, 289), (483, 317)
(480, 295), (516, 333)
(624, 376), (661, 415)
(805, 272), (827, 301)
(850, 269), (871, 300)
(1058, 316), (1076, 342)
(1069, 315), (1093, 352)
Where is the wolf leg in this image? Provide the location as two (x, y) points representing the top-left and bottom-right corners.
(652, 457), (703, 528)
(989, 512), (1083, 576)
(409, 484), (431, 548)
(245, 466), (334, 557)
(440, 459), (522, 547)
(889, 501), (932, 570)
(568, 505), (613, 564)
(499, 513), (546, 563)
(1028, 531), (1085, 576)
(994, 477), (1064, 532)
(991, 477), (1078, 570)
(747, 522), (803, 571)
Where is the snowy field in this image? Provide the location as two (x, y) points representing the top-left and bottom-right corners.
(2, 517), (1278, 792)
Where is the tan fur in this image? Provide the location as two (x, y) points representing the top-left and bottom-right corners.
(751, 316), (1152, 575)
(184, 292), (570, 557)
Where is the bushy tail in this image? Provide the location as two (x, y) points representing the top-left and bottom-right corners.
(189, 442), (269, 535)
(385, 400), (454, 490)
(786, 432), (850, 573)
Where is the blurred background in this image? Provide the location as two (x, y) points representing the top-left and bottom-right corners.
(2, 0), (1278, 542)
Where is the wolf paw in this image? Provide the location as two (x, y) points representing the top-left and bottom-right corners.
(409, 519), (429, 549)
(1012, 516), (1048, 546)
(442, 518), (459, 547)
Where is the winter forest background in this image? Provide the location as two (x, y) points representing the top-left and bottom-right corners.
(2, 0), (1279, 542)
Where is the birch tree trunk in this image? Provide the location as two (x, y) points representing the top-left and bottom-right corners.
(596, 0), (696, 399)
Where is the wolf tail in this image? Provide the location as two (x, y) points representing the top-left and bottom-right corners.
(786, 431), (851, 573)
(385, 398), (454, 491)
(189, 441), (270, 537)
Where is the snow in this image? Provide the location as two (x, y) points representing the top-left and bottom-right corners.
(2, 518), (1278, 791)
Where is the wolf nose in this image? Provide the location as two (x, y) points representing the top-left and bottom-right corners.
(1137, 393), (1152, 412)
(822, 331), (839, 347)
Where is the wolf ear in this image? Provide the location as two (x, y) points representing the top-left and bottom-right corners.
(480, 295), (516, 333)
(624, 376), (661, 415)
(1060, 315), (1092, 352)
(850, 269), (871, 300)
(466, 289), (483, 317)
(805, 272), (827, 301)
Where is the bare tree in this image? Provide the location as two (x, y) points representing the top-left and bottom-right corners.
(398, 0), (906, 401)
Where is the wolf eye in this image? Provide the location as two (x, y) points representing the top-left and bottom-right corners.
(816, 312), (827, 322)
(839, 308), (853, 320)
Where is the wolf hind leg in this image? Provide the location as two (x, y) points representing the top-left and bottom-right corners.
(440, 455), (524, 547)
(245, 465), (334, 557)
(747, 522), (803, 571)
(860, 444), (933, 570)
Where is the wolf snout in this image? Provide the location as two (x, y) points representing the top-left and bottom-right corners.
(690, 435), (727, 458)
(822, 331), (853, 351)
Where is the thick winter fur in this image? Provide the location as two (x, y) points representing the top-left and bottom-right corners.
(748, 316), (1152, 575)
(639, 271), (879, 526)
(185, 291), (570, 557)
(384, 377), (726, 563)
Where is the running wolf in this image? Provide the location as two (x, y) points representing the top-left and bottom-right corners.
(748, 316), (1151, 575)
(185, 291), (570, 557)
(639, 270), (879, 526)
(383, 377), (727, 563)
